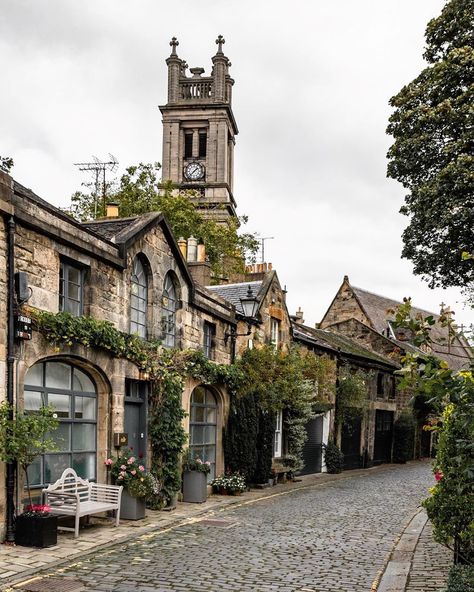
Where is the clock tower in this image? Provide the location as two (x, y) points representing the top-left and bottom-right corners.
(159, 36), (238, 222)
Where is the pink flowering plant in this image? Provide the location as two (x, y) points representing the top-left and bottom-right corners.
(105, 449), (158, 499)
(182, 448), (211, 474)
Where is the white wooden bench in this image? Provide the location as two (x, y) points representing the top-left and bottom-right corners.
(43, 468), (123, 538)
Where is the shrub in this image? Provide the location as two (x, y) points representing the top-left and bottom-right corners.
(392, 411), (416, 463)
(445, 564), (474, 592)
(323, 442), (344, 474)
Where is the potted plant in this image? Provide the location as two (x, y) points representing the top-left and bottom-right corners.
(182, 450), (211, 503)
(211, 473), (246, 496)
(106, 449), (156, 520)
(0, 401), (59, 547)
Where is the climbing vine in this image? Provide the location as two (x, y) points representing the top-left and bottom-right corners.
(335, 366), (370, 430)
(29, 309), (242, 506)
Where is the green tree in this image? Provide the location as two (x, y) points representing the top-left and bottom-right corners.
(0, 402), (59, 508)
(387, 0), (474, 289)
(0, 156), (14, 173)
(70, 162), (259, 278)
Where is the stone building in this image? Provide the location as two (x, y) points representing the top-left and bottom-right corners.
(160, 36), (238, 222)
(0, 171), (237, 541)
(319, 275), (472, 459)
(292, 316), (400, 470)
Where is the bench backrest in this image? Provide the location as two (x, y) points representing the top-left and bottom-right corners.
(43, 468), (92, 502)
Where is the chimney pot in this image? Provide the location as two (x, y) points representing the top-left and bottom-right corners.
(106, 202), (119, 218)
(187, 236), (198, 262)
(178, 237), (187, 259)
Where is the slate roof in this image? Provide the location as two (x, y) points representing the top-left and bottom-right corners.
(351, 285), (471, 371)
(207, 281), (263, 315)
(293, 323), (399, 368)
(81, 217), (138, 241)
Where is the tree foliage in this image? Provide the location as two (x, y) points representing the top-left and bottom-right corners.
(392, 300), (474, 564)
(387, 0), (474, 288)
(70, 162), (259, 278)
(0, 156), (14, 173)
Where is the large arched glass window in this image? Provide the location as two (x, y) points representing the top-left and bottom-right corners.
(162, 273), (178, 347)
(189, 386), (217, 481)
(24, 361), (97, 486)
(130, 257), (147, 338)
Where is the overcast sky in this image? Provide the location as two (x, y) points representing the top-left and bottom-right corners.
(2, 0), (472, 329)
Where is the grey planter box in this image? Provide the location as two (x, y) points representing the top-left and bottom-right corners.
(120, 489), (146, 520)
(183, 471), (207, 503)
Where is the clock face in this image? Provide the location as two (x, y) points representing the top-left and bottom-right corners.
(184, 162), (205, 181)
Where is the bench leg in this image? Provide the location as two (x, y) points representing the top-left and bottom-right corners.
(115, 509), (120, 527)
(74, 513), (80, 538)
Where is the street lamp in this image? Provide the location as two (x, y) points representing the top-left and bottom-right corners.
(224, 286), (259, 346)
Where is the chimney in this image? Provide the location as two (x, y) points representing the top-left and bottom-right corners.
(187, 236), (198, 262)
(178, 237), (187, 259)
(187, 242), (211, 286)
(105, 202), (119, 218)
(295, 307), (305, 325)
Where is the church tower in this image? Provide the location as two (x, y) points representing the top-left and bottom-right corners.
(159, 36), (238, 222)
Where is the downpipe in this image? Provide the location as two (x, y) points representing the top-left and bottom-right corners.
(5, 215), (16, 542)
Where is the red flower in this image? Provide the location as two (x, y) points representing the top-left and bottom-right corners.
(434, 470), (443, 482)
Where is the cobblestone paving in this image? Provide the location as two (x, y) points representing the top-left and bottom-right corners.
(405, 520), (451, 592)
(34, 463), (432, 592)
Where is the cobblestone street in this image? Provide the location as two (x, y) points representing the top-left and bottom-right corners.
(12, 462), (436, 592)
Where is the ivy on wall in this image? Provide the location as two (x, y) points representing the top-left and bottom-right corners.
(225, 345), (336, 479)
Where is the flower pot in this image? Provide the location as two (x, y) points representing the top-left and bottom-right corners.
(120, 489), (146, 520)
(183, 470), (207, 503)
(15, 514), (57, 548)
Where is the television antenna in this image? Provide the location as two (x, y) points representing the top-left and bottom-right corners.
(74, 154), (119, 218)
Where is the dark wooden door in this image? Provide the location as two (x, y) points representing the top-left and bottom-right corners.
(300, 416), (323, 475)
(124, 381), (147, 460)
(373, 410), (394, 464)
(341, 416), (363, 470)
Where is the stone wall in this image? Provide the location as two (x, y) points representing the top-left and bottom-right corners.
(320, 280), (368, 329)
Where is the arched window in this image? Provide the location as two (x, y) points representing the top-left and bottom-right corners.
(130, 257), (147, 338)
(189, 386), (217, 481)
(162, 273), (178, 347)
(24, 361), (97, 486)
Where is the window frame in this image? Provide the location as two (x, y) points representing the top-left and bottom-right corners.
(24, 361), (97, 488)
(203, 321), (216, 360)
(130, 257), (148, 339)
(274, 410), (283, 458)
(59, 260), (84, 316)
(162, 273), (179, 348)
(270, 318), (280, 348)
(189, 387), (218, 481)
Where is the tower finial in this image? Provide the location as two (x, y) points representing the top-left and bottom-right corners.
(170, 37), (179, 55)
(215, 35), (225, 54)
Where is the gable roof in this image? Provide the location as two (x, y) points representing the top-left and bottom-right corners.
(207, 281), (263, 315)
(82, 217), (138, 240)
(292, 322), (399, 369)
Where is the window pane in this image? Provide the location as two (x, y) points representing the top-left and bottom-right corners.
(192, 406), (205, 423)
(65, 299), (80, 316)
(24, 364), (43, 387)
(73, 369), (95, 393)
(204, 426), (216, 445)
(67, 267), (81, 285)
(205, 391), (217, 406)
(73, 453), (96, 480)
(27, 457), (42, 487)
(45, 362), (71, 389)
(72, 424), (96, 451)
(47, 424), (70, 452)
(74, 396), (96, 420)
(204, 445), (215, 463)
(190, 446), (205, 460)
(191, 388), (205, 405)
(68, 283), (80, 301)
(24, 390), (42, 412)
(44, 454), (70, 483)
(47, 393), (71, 418)
(206, 407), (216, 424)
(191, 425), (204, 445)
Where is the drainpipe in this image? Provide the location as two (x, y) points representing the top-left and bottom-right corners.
(5, 215), (16, 542)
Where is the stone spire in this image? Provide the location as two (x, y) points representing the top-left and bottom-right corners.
(166, 37), (182, 104)
(212, 34), (231, 103)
